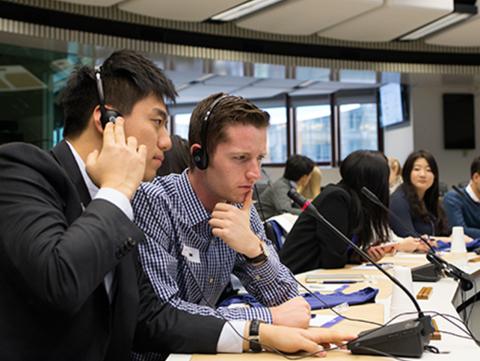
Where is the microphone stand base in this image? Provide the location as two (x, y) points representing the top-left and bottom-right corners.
(347, 315), (434, 358)
(412, 263), (442, 282)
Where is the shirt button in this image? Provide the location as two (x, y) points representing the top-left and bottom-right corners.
(209, 278), (214, 284)
(255, 275), (261, 281)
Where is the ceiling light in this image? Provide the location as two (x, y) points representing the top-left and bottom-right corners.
(210, 0), (283, 22)
(399, 3), (477, 41)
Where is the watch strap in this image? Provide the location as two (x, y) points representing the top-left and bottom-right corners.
(248, 319), (263, 352)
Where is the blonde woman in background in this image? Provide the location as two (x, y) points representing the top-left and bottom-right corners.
(298, 166), (322, 200)
(388, 156), (403, 194)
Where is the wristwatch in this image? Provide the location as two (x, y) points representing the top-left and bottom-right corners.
(248, 319), (263, 352)
(245, 242), (268, 264)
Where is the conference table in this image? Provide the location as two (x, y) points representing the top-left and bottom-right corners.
(168, 252), (480, 360)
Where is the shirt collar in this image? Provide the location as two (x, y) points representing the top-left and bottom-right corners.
(178, 170), (211, 226)
(466, 183), (480, 203)
(66, 141), (99, 199)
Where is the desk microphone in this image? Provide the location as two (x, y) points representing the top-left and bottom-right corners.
(287, 188), (434, 358)
(360, 186), (473, 291)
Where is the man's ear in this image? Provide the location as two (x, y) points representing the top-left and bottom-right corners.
(190, 143), (201, 155)
(473, 172), (480, 183)
(92, 105), (104, 133)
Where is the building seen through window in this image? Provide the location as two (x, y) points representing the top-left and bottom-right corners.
(173, 113), (191, 140)
(339, 103), (378, 160)
(296, 105), (332, 163)
(263, 107), (287, 164)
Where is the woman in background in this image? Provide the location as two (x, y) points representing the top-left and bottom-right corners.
(280, 150), (391, 274)
(388, 157), (403, 194)
(297, 166), (322, 200)
(389, 150), (450, 238)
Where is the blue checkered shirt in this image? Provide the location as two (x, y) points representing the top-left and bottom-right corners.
(132, 170), (298, 324)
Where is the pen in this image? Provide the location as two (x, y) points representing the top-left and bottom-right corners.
(321, 280), (357, 284)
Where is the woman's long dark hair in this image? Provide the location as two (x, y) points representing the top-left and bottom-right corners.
(340, 150), (390, 248)
(401, 150), (449, 235)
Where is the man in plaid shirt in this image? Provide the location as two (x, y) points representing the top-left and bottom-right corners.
(133, 93), (310, 334)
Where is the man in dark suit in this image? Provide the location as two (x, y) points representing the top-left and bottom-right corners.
(0, 50), (355, 361)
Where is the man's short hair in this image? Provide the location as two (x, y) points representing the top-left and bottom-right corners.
(188, 93), (270, 169)
(283, 155), (315, 182)
(471, 156), (480, 178)
(60, 49), (177, 138)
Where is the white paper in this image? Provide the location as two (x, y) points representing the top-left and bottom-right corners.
(300, 284), (344, 292)
(309, 314), (341, 327)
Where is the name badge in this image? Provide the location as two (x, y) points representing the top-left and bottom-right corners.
(182, 245), (201, 264)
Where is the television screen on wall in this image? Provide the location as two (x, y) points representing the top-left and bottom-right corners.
(379, 83), (409, 128)
(443, 93), (475, 149)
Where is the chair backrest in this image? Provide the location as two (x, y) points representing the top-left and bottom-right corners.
(264, 220), (284, 251)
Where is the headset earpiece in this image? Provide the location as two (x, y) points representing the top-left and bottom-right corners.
(192, 147), (208, 170)
(95, 68), (122, 129)
(100, 108), (122, 128)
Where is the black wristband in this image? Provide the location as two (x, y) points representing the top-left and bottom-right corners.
(248, 319), (263, 352)
(245, 243), (268, 264)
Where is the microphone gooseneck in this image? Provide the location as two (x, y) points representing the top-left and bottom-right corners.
(287, 188), (434, 358)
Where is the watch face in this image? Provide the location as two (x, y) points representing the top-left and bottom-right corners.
(249, 337), (262, 353)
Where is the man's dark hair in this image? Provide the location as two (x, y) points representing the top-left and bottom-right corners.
(471, 156), (480, 178)
(60, 49), (177, 138)
(188, 93), (270, 169)
(284, 155), (315, 182)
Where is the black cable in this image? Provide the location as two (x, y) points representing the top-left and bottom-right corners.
(433, 312), (480, 343)
(355, 346), (411, 361)
(436, 329), (474, 340)
(294, 277), (383, 327)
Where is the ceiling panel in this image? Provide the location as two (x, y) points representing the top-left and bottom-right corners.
(310, 81), (377, 90)
(237, 0), (382, 35)
(57, 0), (121, 6)
(177, 84), (239, 102)
(289, 88), (335, 96)
(119, 0), (244, 21)
(254, 78), (304, 88)
(232, 86), (286, 99)
(426, 15), (480, 47)
(204, 75), (257, 87)
(164, 70), (206, 87)
(318, 0), (454, 42)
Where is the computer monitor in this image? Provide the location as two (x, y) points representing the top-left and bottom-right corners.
(379, 83), (409, 128)
(452, 268), (480, 345)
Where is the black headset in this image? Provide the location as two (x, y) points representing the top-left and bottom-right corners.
(192, 94), (231, 170)
(95, 67), (122, 128)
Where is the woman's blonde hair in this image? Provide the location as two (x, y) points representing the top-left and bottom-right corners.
(297, 166), (322, 199)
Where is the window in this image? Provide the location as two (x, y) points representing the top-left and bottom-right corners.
(339, 69), (377, 84)
(339, 103), (378, 160)
(263, 107), (287, 163)
(173, 113), (191, 140)
(296, 66), (330, 81)
(296, 105), (332, 163)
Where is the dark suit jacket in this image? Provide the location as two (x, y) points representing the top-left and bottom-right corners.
(0, 141), (224, 361)
(280, 184), (357, 274)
